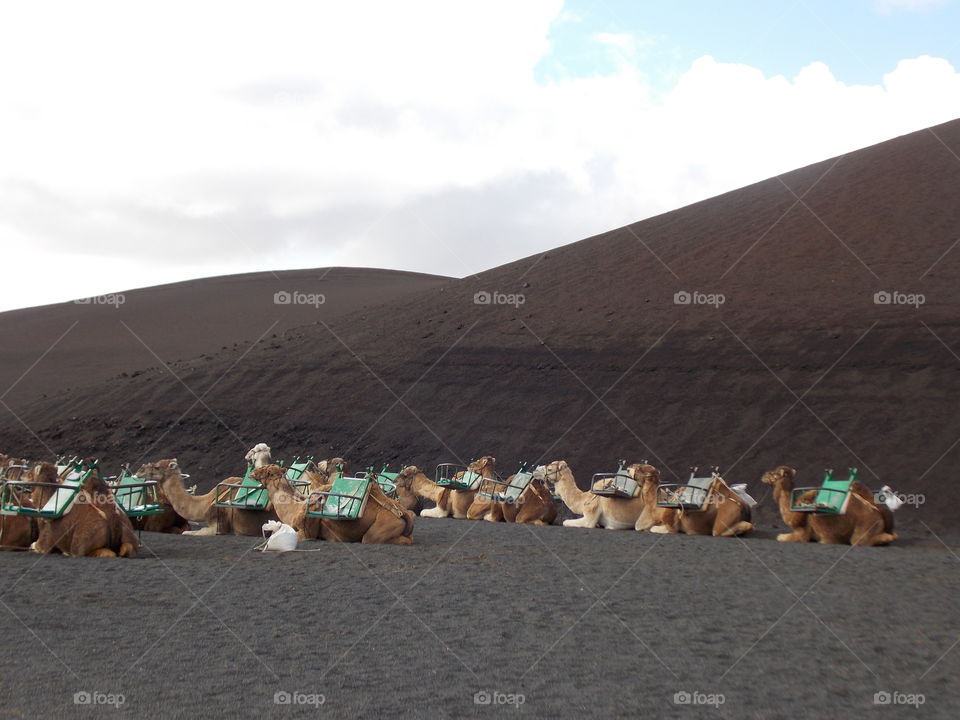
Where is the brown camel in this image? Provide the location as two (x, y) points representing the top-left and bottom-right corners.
(0, 456), (37, 549)
(253, 465), (414, 544)
(418, 456), (497, 520)
(474, 467), (559, 525)
(638, 471), (754, 537)
(135, 459), (277, 536)
(31, 462), (139, 557)
(392, 466), (438, 513)
(762, 466), (897, 546)
(542, 460), (651, 529)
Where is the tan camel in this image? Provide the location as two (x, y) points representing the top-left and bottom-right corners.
(475, 467), (559, 525)
(30, 462), (139, 557)
(542, 460), (653, 529)
(761, 466), (897, 546)
(0, 457), (37, 550)
(135, 459), (277, 536)
(253, 465), (414, 544)
(417, 457), (497, 520)
(245, 443), (273, 468)
(392, 466), (441, 512)
(310, 458), (347, 491)
(638, 471), (754, 537)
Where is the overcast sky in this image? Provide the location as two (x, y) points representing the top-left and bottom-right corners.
(1, 0), (959, 311)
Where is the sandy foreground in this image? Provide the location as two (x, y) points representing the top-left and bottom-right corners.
(1, 518), (958, 719)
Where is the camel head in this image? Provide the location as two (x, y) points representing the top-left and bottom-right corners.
(252, 464), (286, 490)
(135, 459), (183, 487)
(244, 443), (272, 469)
(468, 456), (496, 475)
(395, 466), (425, 489)
(316, 457), (347, 479)
(540, 460), (569, 491)
(628, 463), (660, 488)
(762, 465), (796, 488)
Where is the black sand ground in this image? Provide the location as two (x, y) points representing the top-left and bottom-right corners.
(1, 519), (958, 719)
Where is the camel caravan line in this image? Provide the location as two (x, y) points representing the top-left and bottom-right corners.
(0, 444), (905, 557)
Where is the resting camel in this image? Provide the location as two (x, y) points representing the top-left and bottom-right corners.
(418, 456), (497, 520)
(542, 460), (652, 530)
(474, 467), (558, 525)
(31, 462), (140, 557)
(392, 466), (435, 512)
(0, 453), (39, 550)
(135, 459), (278, 536)
(637, 471), (754, 537)
(762, 465), (897, 546)
(253, 465), (414, 544)
(0, 457), (37, 550)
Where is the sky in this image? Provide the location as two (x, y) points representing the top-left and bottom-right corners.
(1, 0), (959, 311)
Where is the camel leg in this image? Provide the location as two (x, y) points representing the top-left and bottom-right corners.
(716, 521), (753, 537)
(419, 505), (448, 518)
(183, 525), (218, 536)
(89, 548), (117, 558)
(853, 531), (898, 547)
(649, 523), (678, 534)
(563, 505), (602, 528)
(776, 527), (811, 542)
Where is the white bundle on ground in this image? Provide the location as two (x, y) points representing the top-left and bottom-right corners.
(261, 521), (298, 552)
(879, 486), (904, 512)
(730, 483), (758, 508)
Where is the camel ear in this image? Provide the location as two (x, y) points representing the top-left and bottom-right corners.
(168, 460), (178, 470)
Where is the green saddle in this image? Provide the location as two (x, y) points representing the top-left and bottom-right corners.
(215, 465), (270, 509)
(656, 470), (717, 510)
(308, 473), (371, 520)
(284, 458), (316, 495)
(790, 468), (857, 514)
(435, 465), (483, 491)
(1, 464), (90, 519)
(499, 471), (533, 504)
(111, 468), (165, 517)
(591, 461), (640, 498)
(373, 467), (400, 500)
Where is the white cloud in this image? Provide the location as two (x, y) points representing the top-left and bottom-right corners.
(0, 1), (959, 311)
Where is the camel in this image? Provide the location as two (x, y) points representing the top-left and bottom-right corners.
(761, 466), (897, 546)
(245, 443), (272, 468)
(638, 471), (754, 537)
(253, 465), (415, 544)
(30, 462), (139, 557)
(0, 457), (38, 550)
(473, 467), (558, 525)
(542, 460), (652, 530)
(135, 459), (277, 536)
(310, 458), (347, 491)
(417, 457), (498, 520)
(390, 466), (431, 512)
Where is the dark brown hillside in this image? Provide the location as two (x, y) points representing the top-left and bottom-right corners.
(2, 119), (959, 534)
